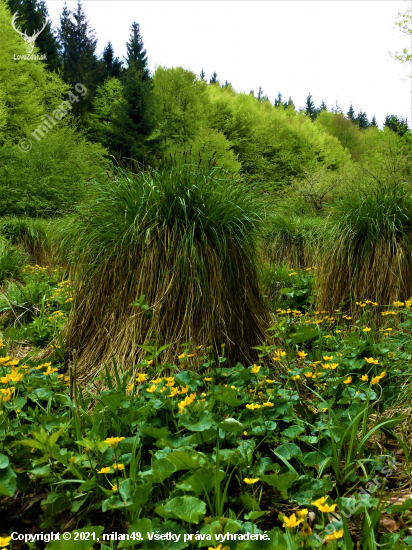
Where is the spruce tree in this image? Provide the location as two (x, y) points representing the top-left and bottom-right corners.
(384, 114), (410, 137)
(274, 92), (283, 107)
(102, 41), (122, 79)
(318, 100), (327, 113)
(7, 0), (61, 71)
(371, 116), (378, 127)
(347, 103), (355, 120)
(356, 109), (370, 129)
(109, 65), (159, 164)
(57, 1), (100, 121)
(125, 22), (150, 80)
(283, 96), (295, 110)
(209, 71), (218, 84)
(200, 68), (206, 81)
(222, 80), (231, 88)
(305, 92), (316, 119)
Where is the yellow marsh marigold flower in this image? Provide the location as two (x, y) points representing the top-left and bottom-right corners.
(325, 529), (344, 541)
(204, 377), (212, 381)
(0, 537), (12, 548)
(378, 371), (386, 379)
(291, 375), (300, 380)
(244, 478), (259, 484)
(263, 402), (274, 407)
(360, 374), (368, 381)
(304, 372), (313, 378)
(363, 327), (371, 332)
(323, 356), (333, 361)
(68, 456), (76, 464)
(282, 513), (303, 529)
(179, 385), (189, 394)
(111, 485), (118, 491)
(170, 387), (179, 397)
(297, 351), (308, 358)
(0, 374), (11, 384)
(113, 463), (125, 471)
(178, 353), (186, 359)
(296, 509), (309, 517)
(246, 404), (261, 410)
(343, 376), (352, 384)
(146, 385), (157, 393)
(328, 363), (338, 370)
(365, 357), (379, 364)
(243, 431), (248, 436)
(251, 364), (260, 374)
(104, 437), (125, 449)
(136, 373), (148, 383)
(0, 357), (11, 364)
(126, 383), (134, 391)
(97, 467), (111, 474)
(372, 376), (380, 385)
(152, 378), (162, 384)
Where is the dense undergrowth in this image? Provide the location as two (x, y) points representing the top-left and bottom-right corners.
(1, 258), (412, 550)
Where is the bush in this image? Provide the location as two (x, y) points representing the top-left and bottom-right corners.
(262, 215), (321, 269)
(57, 163), (271, 380)
(0, 241), (28, 285)
(0, 216), (52, 264)
(317, 171), (412, 317)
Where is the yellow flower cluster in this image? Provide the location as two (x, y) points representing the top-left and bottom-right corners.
(178, 392), (196, 413)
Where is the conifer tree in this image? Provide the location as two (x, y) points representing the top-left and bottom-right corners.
(305, 92), (316, 119)
(355, 109), (370, 129)
(274, 92), (283, 107)
(384, 114), (410, 137)
(209, 71), (218, 84)
(125, 22), (150, 80)
(318, 100), (327, 113)
(222, 80), (231, 88)
(347, 103), (355, 120)
(102, 41), (122, 79)
(57, 1), (100, 121)
(371, 116), (378, 127)
(200, 68), (206, 80)
(283, 96), (295, 110)
(7, 0), (61, 71)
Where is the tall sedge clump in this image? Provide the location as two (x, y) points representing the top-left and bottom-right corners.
(316, 179), (412, 317)
(262, 215), (321, 269)
(57, 163), (270, 380)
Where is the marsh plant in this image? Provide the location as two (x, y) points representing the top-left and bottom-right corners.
(57, 163), (271, 380)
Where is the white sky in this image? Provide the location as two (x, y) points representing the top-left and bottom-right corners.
(45, 1), (412, 129)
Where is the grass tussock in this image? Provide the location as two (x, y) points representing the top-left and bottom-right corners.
(262, 215), (321, 269)
(56, 163), (271, 380)
(0, 216), (53, 266)
(316, 177), (412, 317)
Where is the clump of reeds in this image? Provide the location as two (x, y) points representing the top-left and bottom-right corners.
(0, 216), (52, 266)
(262, 215), (322, 269)
(316, 177), (412, 318)
(56, 162), (271, 380)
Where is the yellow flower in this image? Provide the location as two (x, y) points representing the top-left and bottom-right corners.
(111, 484), (118, 491)
(246, 403), (261, 410)
(68, 456), (76, 464)
(291, 375), (300, 381)
(323, 356), (333, 361)
(363, 327), (371, 332)
(6, 359), (18, 366)
(282, 513), (303, 528)
(297, 351), (308, 358)
(251, 364), (260, 374)
(304, 372), (313, 378)
(360, 374), (368, 381)
(146, 385), (157, 393)
(364, 357), (379, 364)
(152, 378), (162, 384)
(179, 385), (189, 394)
(343, 376), (352, 384)
(97, 467), (111, 474)
(378, 371), (386, 379)
(263, 402), (274, 407)
(325, 529), (344, 541)
(0, 537), (11, 548)
(244, 478), (259, 484)
(371, 376), (380, 385)
(126, 383), (134, 391)
(0, 357), (11, 364)
(328, 363), (338, 370)
(136, 373), (148, 383)
(313, 496), (336, 513)
(0, 374), (11, 384)
(113, 463), (125, 471)
(178, 353), (186, 359)
(205, 377), (212, 382)
(337, 353), (343, 357)
(324, 335), (332, 339)
(296, 509), (309, 517)
(104, 437), (125, 449)
(243, 431), (248, 436)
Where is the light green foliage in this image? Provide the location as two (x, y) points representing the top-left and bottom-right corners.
(0, 127), (106, 217)
(0, 2), (70, 143)
(0, 241), (29, 284)
(152, 66), (210, 143)
(85, 77), (124, 145)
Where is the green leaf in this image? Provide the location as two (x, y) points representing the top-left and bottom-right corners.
(217, 418), (245, 433)
(385, 498), (412, 514)
(165, 496), (206, 524)
(0, 454), (9, 469)
(260, 472), (298, 491)
(180, 412), (215, 432)
(118, 518), (153, 548)
(282, 425), (305, 438)
(244, 510), (266, 521)
(0, 465), (17, 496)
(142, 457), (177, 483)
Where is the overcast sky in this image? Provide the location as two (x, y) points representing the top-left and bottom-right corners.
(45, 1), (411, 129)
